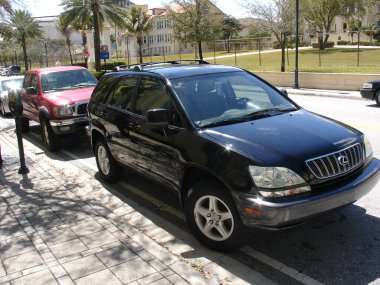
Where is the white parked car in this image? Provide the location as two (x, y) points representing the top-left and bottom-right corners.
(0, 75), (24, 115)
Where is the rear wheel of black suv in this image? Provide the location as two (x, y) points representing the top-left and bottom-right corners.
(185, 180), (244, 251)
(95, 139), (121, 182)
(41, 118), (60, 152)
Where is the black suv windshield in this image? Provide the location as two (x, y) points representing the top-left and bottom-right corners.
(41, 69), (98, 92)
(171, 71), (298, 127)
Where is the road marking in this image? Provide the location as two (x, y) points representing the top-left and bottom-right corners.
(61, 150), (97, 170)
(241, 246), (323, 285)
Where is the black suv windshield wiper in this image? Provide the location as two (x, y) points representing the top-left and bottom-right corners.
(242, 107), (297, 119)
(200, 107), (297, 128)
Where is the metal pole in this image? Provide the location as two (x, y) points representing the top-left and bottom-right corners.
(45, 43), (48, 67)
(14, 49), (17, 65)
(294, 0), (300, 89)
(15, 117), (29, 174)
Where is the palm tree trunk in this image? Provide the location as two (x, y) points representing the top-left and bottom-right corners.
(93, 7), (101, 71)
(21, 34), (28, 71)
(138, 37), (143, 63)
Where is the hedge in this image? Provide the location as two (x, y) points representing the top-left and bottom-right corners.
(312, 42), (334, 48)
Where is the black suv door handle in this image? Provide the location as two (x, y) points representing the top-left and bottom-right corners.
(128, 122), (140, 130)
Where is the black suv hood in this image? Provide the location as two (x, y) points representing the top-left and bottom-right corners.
(202, 109), (361, 167)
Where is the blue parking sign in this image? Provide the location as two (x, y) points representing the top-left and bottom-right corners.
(100, 51), (109, 59)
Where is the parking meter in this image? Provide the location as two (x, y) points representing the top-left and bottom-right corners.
(7, 88), (29, 174)
(8, 88), (23, 117)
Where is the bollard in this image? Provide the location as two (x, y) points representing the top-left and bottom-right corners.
(8, 88), (29, 174)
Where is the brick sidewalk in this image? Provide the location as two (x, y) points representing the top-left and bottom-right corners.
(0, 130), (211, 285)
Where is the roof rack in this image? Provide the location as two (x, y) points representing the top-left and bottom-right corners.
(112, 59), (209, 72)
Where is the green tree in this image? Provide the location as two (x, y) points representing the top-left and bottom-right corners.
(363, 23), (380, 42)
(303, 0), (374, 50)
(1, 10), (43, 71)
(245, 0), (295, 72)
(61, 0), (128, 71)
(57, 15), (74, 65)
(124, 6), (153, 63)
(221, 16), (243, 52)
(167, 0), (223, 60)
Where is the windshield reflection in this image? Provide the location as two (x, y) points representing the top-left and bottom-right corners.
(41, 70), (97, 92)
(171, 71), (298, 127)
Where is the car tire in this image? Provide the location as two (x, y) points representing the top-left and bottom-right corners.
(0, 101), (5, 116)
(94, 139), (121, 182)
(20, 117), (30, 133)
(184, 180), (244, 251)
(41, 118), (60, 152)
(375, 90), (380, 106)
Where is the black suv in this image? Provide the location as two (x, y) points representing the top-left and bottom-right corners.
(88, 61), (380, 250)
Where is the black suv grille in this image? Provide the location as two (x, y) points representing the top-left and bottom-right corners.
(306, 143), (364, 179)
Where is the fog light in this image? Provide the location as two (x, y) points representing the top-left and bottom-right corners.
(244, 208), (262, 216)
(60, 126), (70, 131)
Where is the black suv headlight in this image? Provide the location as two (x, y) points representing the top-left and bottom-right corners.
(248, 166), (311, 198)
(363, 135), (373, 159)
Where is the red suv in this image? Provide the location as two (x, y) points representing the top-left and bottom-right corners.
(20, 66), (98, 151)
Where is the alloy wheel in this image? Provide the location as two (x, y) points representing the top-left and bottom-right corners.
(194, 195), (234, 241)
(97, 145), (111, 176)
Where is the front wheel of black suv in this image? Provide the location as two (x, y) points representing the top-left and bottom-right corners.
(185, 180), (244, 251)
(94, 139), (121, 182)
(41, 118), (60, 152)
(375, 90), (380, 106)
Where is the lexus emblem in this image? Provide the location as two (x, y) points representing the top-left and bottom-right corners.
(338, 155), (349, 166)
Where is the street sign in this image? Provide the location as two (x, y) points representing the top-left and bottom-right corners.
(100, 51), (110, 60)
(83, 51), (90, 59)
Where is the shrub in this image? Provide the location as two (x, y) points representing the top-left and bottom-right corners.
(337, 40), (351, 45)
(312, 41), (334, 48)
(91, 71), (106, 80)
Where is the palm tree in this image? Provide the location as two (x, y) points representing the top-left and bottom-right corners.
(61, 0), (128, 71)
(57, 15), (74, 65)
(0, 0), (13, 19)
(4, 10), (43, 71)
(125, 6), (152, 63)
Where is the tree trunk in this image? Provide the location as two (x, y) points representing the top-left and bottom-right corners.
(322, 34), (330, 50)
(93, 6), (101, 71)
(281, 44), (285, 72)
(138, 37), (143, 63)
(66, 38), (73, 65)
(198, 41), (203, 60)
(21, 34), (28, 71)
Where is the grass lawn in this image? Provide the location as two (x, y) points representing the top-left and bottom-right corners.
(117, 48), (380, 74)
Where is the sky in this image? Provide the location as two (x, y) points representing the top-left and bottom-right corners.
(22, 0), (249, 19)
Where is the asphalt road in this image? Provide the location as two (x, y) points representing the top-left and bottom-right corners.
(1, 94), (379, 285)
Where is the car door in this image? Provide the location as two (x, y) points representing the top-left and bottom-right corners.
(128, 76), (182, 190)
(101, 76), (138, 167)
(21, 73), (40, 121)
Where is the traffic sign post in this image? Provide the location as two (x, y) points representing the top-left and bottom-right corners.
(100, 50), (109, 73)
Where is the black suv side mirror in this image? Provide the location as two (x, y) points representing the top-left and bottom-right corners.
(26, 87), (38, 95)
(280, 89), (288, 97)
(147, 109), (170, 126)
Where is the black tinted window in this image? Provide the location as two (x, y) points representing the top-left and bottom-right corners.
(91, 75), (117, 103)
(105, 77), (137, 111)
(135, 79), (171, 117)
